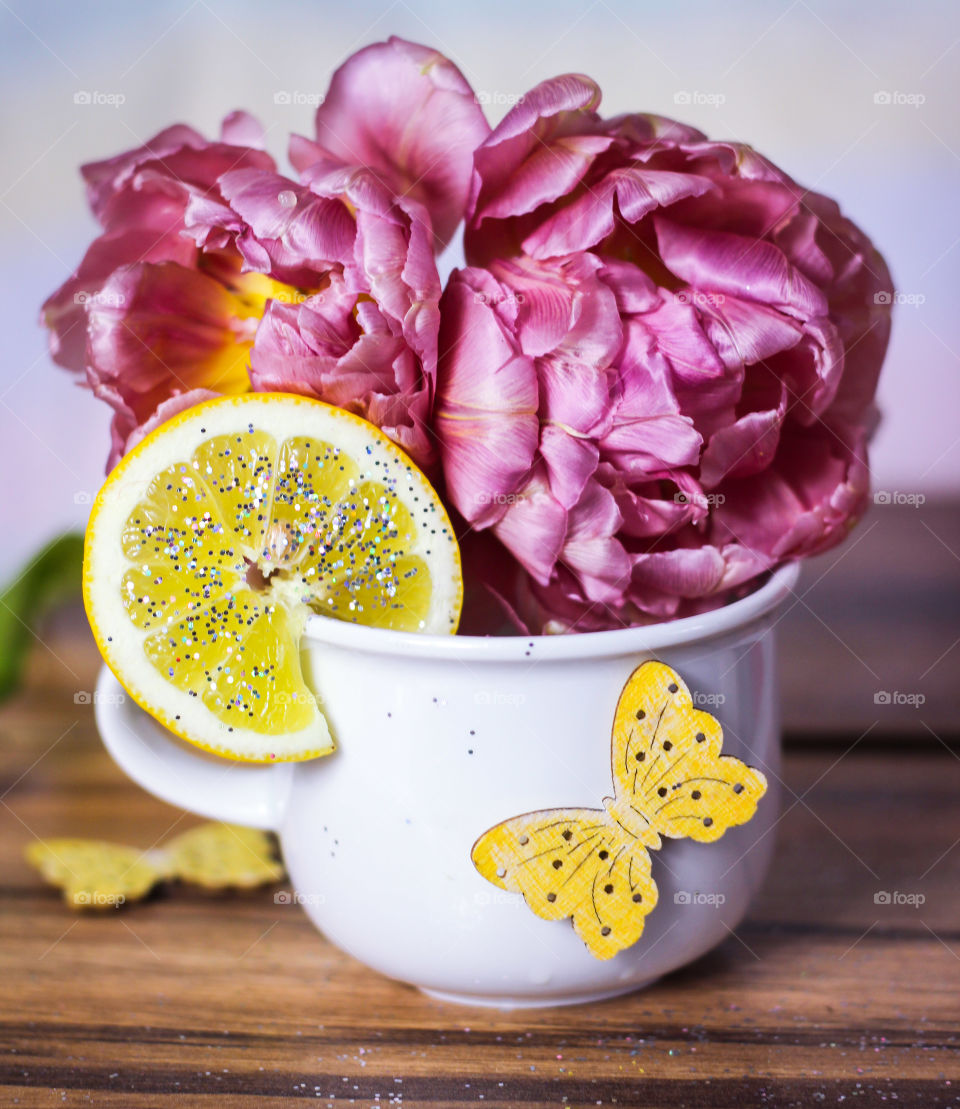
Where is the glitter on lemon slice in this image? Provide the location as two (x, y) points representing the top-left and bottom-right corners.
(83, 394), (462, 762)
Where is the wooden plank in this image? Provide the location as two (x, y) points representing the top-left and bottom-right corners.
(778, 500), (960, 739)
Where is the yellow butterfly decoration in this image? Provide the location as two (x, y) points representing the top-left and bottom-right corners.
(25, 823), (283, 910)
(471, 661), (767, 960)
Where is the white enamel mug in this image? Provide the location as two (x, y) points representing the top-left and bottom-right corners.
(95, 562), (799, 1008)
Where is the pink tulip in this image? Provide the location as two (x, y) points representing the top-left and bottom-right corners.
(437, 74), (891, 629)
(299, 36), (490, 249)
(41, 113), (280, 468)
(43, 40), (487, 471)
(201, 159), (442, 467)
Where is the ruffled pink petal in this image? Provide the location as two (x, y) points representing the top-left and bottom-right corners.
(614, 113), (707, 151)
(768, 316), (844, 423)
(250, 289), (436, 468)
(602, 465), (706, 538)
(250, 295), (333, 369)
(523, 166), (715, 258)
(219, 110), (265, 148)
(491, 468), (567, 586)
(467, 73), (602, 253)
(678, 139), (788, 184)
(310, 37), (490, 248)
(700, 369), (788, 488)
(479, 133), (614, 223)
(433, 269), (540, 521)
(537, 358), (619, 437)
(300, 162), (442, 357)
(86, 262), (251, 416)
(627, 541), (772, 619)
(600, 331), (702, 469)
(668, 175), (801, 240)
(539, 425), (598, 509)
(89, 128), (275, 235)
(631, 546), (727, 609)
(654, 216), (828, 320)
(353, 189), (441, 342)
(696, 292), (803, 370)
(215, 168), (356, 279)
(771, 206), (833, 285)
(621, 303), (737, 437)
(711, 422), (869, 561)
(492, 252), (623, 372)
(559, 481), (630, 603)
(601, 413), (701, 473)
(479, 73), (602, 151)
(597, 258), (661, 314)
(517, 570), (641, 634)
(81, 124), (206, 224)
(41, 226), (197, 374)
(488, 256), (590, 357)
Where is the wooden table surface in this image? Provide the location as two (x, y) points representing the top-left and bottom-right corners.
(1, 504), (958, 1107)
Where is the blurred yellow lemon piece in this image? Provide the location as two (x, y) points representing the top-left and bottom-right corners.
(25, 823), (284, 908)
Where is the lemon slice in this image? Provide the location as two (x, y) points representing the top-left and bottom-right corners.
(83, 394), (462, 762)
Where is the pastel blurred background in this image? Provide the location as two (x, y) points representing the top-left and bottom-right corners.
(1, 0), (957, 581)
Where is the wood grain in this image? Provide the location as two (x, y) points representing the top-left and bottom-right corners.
(1, 563), (959, 1107)
(778, 500), (960, 740)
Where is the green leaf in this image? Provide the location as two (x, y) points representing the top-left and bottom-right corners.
(0, 533), (85, 701)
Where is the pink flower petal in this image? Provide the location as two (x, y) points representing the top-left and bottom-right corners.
(597, 258), (661, 314)
(768, 316), (844, 423)
(539, 425), (599, 509)
(251, 284), (437, 469)
(467, 73), (602, 252)
(654, 216), (829, 320)
(41, 226), (197, 374)
(621, 302), (737, 437)
(478, 133), (614, 223)
(631, 546), (727, 603)
(310, 37), (490, 248)
(602, 465), (706, 538)
(538, 357), (618, 437)
(216, 169), (356, 279)
(559, 481), (630, 604)
(696, 292), (803, 369)
(81, 124), (206, 224)
(523, 166), (715, 258)
(86, 262), (252, 417)
(219, 110), (265, 148)
(492, 468), (567, 585)
(700, 369), (788, 488)
(601, 330), (702, 469)
(493, 252), (622, 368)
(711, 422), (869, 561)
(433, 270), (539, 524)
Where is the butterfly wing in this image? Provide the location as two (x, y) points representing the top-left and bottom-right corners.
(164, 823), (284, 889)
(471, 808), (658, 959)
(612, 661), (767, 844)
(24, 839), (160, 908)
(569, 841), (659, 960)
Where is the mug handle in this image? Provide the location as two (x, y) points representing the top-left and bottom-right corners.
(94, 666), (294, 831)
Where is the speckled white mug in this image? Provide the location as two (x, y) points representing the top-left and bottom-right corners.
(95, 562), (798, 1008)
